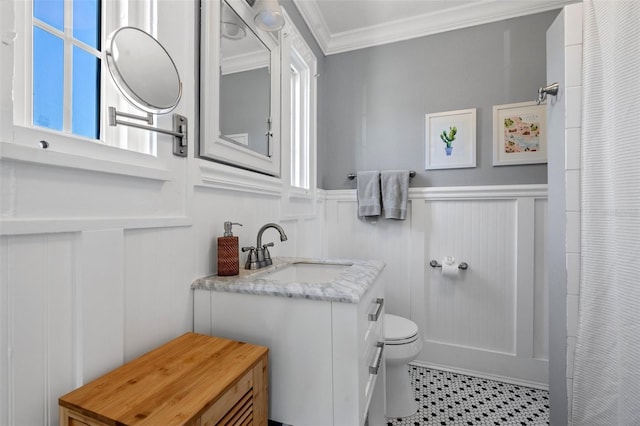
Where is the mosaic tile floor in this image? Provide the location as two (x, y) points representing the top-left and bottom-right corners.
(385, 365), (549, 426)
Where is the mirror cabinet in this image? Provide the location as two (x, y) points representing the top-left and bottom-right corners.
(200, 0), (281, 176)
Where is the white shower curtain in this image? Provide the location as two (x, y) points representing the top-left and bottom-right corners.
(572, 0), (640, 424)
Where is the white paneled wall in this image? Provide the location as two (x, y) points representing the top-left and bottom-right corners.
(425, 199), (517, 355)
(325, 191), (414, 315)
(0, 187), (322, 426)
(1, 234), (76, 426)
(1, 180), (545, 424)
(324, 185), (548, 387)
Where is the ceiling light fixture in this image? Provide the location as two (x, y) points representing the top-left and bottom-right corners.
(251, 0), (284, 32)
(221, 21), (246, 40)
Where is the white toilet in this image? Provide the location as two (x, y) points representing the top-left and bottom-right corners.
(384, 313), (423, 418)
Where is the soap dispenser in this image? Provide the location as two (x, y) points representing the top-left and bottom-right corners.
(217, 221), (242, 276)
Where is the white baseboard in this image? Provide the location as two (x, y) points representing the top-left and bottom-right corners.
(410, 360), (549, 391)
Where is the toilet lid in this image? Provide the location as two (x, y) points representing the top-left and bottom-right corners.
(384, 314), (419, 343)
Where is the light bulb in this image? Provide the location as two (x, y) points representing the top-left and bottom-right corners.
(253, 0), (284, 32)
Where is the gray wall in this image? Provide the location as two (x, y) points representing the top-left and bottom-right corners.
(320, 10), (559, 190)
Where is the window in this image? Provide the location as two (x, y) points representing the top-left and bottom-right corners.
(289, 52), (310, 189)
(32, 0), (101, 139)
(12, 0), (158, 156)
(282, 13), (316, 193)
(279, 8), (317, 219)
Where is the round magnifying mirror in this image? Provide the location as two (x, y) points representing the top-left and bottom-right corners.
(105, 27), (182, 114)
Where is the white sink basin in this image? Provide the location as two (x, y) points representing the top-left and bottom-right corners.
(256, 262), (352, 283)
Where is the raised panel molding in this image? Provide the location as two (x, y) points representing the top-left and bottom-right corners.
(424, 199), (518, 355)
(323, 184), (548, 388)
(1, 234), (77, 425)
(79, 230), (125, 383)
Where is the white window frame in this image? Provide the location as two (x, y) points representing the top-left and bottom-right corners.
(9, 0), (164, 170)
(290, 50), (310, 190)
(280, 7), (317, 201)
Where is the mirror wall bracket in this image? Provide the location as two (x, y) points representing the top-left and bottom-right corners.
(108, 106), (188, 157)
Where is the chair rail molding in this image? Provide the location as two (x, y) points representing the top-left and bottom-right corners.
(323, 184), (548, 201)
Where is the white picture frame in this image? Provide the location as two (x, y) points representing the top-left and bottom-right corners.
(493, 101), (547, 166)
(425, 108), (476, 170)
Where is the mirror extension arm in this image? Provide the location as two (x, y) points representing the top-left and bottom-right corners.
(108, 107), (188, 157)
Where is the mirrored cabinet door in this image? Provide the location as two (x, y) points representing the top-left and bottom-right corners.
(200, 0), (281, 177)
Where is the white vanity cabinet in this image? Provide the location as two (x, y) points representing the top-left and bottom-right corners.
(193, 259), (385, 426)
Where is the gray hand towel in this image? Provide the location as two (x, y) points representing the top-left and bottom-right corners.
(381, 170), (410, 220)
(357, 171), (381, 218)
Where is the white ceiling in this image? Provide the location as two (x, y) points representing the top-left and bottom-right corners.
(291, 0), (577, 55)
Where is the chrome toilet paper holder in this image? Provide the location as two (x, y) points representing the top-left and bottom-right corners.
(430, 259), (469, 270)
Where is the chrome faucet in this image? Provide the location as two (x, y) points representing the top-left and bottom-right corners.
(242, 223), (288, 270)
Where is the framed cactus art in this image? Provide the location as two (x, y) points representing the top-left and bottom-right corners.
(492, 101), (547, 166)
(425, 108), (476, 170)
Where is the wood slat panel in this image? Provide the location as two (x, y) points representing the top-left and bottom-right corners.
(200, 370), (252, 426)
(218, 391), (251, 425)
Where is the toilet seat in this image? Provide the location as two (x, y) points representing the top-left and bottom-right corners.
(384, 314), (419, 345)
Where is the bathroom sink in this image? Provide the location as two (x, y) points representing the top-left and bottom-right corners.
(255, 261), (352, 283)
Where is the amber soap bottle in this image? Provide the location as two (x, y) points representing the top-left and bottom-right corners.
(217, 222), (242, 276)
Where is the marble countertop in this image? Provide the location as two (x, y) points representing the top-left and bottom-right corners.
(191, 257), (385, 303)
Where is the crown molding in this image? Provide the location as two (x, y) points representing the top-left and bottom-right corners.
(291, 0), (332, 53)
(293, 0), (576, 56)
(221, 50), (270, 75)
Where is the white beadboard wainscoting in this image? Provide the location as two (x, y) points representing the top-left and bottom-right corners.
(323, 184), (548, 388)
(0, 158), (323, 426)
(1, 178), (545, 425)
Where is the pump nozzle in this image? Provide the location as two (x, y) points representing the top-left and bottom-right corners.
(223, 221), (242, 237)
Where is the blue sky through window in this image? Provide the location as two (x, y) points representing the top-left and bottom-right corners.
(33, 27), (64, 131)
(73, 47), (100, 139)
(33, 0), (64, 31)
(32, 0), (101, 139)
(74, 0), (100, 49)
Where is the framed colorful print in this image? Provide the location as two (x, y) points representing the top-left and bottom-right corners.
(425, 108), (476, 170)
(493, 101), (547, 166)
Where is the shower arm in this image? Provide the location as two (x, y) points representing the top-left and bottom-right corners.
(537, 82), (559, 105)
